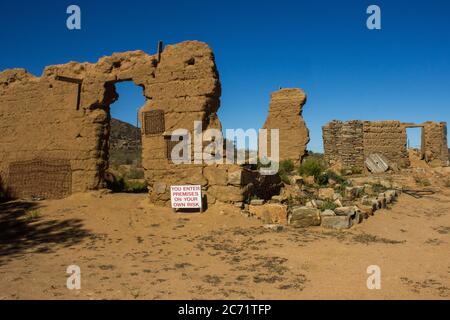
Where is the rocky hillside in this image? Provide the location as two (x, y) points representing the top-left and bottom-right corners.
(110, 118), (141, 152)
(109, 118), (142, 167)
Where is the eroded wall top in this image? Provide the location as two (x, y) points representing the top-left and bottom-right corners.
(262, 88), (310, 164)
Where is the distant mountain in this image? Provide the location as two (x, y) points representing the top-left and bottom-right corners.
(110, 118), (141, 153)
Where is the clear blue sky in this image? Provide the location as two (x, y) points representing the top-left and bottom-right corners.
(1, 0), (449, 152)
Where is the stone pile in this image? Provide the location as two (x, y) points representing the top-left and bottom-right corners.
(244, 184), (402, 231)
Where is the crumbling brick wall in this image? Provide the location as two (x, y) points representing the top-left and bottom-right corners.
(323, 120), (364, 169)
(423, 121), (449, 166)
(323, 120), (448, 170)
(363, 121), (409, 169)
(0, 41), (247, 204)
(0, 49), (158, 198)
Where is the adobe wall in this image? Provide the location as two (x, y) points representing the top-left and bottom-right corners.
(423, 122), (449, 167)
(262, 88), (310, 164)
(0, 41), (248, 204)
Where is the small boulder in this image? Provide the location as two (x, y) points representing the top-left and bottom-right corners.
(306, 200), (318, 208)
(227, 170), (242, 186)
(334, 206), (356, 217)
(351, 210), (364, 224)
(377, 196), (387, 209)
(270, 195), (285, 203)
(345, 186), (364, 200)
(321, 209), (336, 217)
(357, 204), (374, 217)
(318, 188), (335, 200)
(334, 199), (343, 208)
(321, 216), (352, 230)
(289, 207), (321, 228)
(250, 204), (288, 225)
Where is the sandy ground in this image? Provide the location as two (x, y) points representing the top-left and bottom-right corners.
(0, 186), (449, 300)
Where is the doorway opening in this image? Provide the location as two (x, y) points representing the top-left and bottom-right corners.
(107, 81), (147, 193)
(406, 126), (425, 163)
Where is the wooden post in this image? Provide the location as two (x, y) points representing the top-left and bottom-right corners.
(157, 40), (163, 63)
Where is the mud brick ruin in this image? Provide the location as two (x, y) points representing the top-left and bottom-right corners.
(323, 120), (448, 170)
(2, 39), (446, 205)
(263, 88), (309, 164)
(0, 41), (249, 204)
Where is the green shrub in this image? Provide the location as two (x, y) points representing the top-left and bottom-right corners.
(277, 159), (295, 185)
(298, 158), (326, 181)
(107, 176), (148, 193)
(125, 180), (148, 193)
(279, 172), (291, 185)
(279, 160), (295, 174)
(320, 201), (338, 211)
(126, 168), (145, 180)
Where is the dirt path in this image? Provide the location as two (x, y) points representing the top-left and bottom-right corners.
(0, 189), (449, 300)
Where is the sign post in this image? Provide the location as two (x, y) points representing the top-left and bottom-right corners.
(170, 185), (203, 213)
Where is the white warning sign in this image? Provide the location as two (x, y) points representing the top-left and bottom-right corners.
(170, 185), (202, 210)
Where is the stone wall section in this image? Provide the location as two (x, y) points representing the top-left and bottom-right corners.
(262, 88), (309, 164)
(323, 120), (448, 170)
(362, 121), (409, 168)
(423, 122), (449, 166)
(323, 120), (364, 169)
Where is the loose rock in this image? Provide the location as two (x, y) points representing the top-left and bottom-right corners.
(321, 216), (352, 230)
(289, 207), (321, 228)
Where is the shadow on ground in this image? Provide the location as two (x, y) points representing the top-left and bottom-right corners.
(0, 201), (91, 266)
